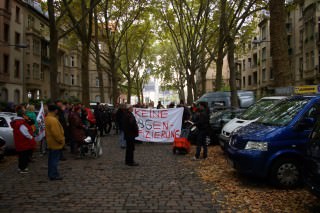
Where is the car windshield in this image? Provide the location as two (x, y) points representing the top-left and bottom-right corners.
(238, 99), (280, 120)
(257, 98), (310, 126)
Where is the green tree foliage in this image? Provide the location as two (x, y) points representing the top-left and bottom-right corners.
(157, 0), (219, 104)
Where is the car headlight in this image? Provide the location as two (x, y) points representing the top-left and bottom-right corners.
(230, 126), (242, 136)
(245, 141), (268, 151)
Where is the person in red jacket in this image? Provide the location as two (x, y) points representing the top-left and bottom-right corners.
(10, 105), (37, 173)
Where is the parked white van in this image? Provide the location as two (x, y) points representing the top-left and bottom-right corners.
(219, 96), (287, 151)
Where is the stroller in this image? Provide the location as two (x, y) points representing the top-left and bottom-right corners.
(173, 121), (196, 154)
(79, 128), (102, 158)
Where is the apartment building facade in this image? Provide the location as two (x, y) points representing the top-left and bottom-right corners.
(239, 0), (320, 97)
(0, 0), (112, 104)
(0, 0), (52, 104)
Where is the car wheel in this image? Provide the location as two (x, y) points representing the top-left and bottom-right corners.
(269, 157), (301, 188)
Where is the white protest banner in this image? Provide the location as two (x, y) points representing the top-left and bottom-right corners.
(133, 108), (184, 142)
(34, 101), (45, 142)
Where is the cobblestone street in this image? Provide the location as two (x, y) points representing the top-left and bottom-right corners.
(0, 134), (215, 213)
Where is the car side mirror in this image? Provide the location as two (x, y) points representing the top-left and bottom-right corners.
(295, 117), (316, 131)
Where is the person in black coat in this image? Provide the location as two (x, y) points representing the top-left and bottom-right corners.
(94, 104), (105, 137)
(116, 104), (126, 148)
(122, 104), (139, 166)
(193, 101), (209, 159)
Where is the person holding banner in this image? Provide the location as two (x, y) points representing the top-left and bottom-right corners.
(123, 104), (139, 166)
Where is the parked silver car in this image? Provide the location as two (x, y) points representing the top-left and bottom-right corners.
(0, 112), (18, 151)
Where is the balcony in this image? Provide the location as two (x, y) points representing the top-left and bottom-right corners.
(26, 26), (41, 35)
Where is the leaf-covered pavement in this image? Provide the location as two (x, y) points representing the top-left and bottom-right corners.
(187, 145), (320, 213)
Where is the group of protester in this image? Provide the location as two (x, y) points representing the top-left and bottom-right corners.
(8, 98), (209, 180)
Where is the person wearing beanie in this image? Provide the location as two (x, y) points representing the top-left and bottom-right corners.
(10, 105), (37, 174)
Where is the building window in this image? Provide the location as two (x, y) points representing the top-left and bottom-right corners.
(262, 68), (266, 81)
(261, 25), (267, 40)
(27, 15), (34, 29)
(4, 24), (9, 42)
(311, 51), (315, 69)
(64, 74), (68, 84)
(65, 56), (69, 66)
(96, 77), (100, 87)
(306, 53), (309, 70)
(16, 6), (20, 23)
(57, 73), (61, 83)
(299, 4), (303, 18)
(299, 30), (303, 45)
(262, 47), (266, 61)
(248, 75), (252, 86)
(33, 39), (40, 55)
(242, 60), (245, 70)
(299, 57), (303, 79)
(5, 0), (10, 10)
(71, 56), (75, 67)
(14, 90), (20, 104)
(253, 72), (258, 85)
(253, 54), (258, 67)
(15, 32), (20, 45)
(3, 55), (9, 73)
(26, 64), (30, 79)
(33, 63), (40, 80)
(242, 77), (246, 88)
(71, 74), (75, 85)
(40, 69), (44, 80)
(1, 88), (8, 102)
(14, 60), (20, 78)
(270, 68), (274, 80)
(248, 58), (252, 68)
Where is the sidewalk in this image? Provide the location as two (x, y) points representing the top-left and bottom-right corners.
(0, 134), (215, 213)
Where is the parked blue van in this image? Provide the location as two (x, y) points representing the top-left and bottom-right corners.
(227, 95), (320, 188)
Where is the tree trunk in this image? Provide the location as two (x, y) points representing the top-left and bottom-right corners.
(227, 37), (239, 108)
(127, 79), (131, 104)
(81, 43), (90, 107)
(136, 80), (140, 104)
(111, 58), (119, 105)
(191, 74), (197, 101)
(215, 49), (224, 91)
(215, 0), (226, 91)
(94, 8), (105, 103)
(269, 0), (291, 87)
(186, 73), (193, 104)
(200, 66), (207, 95)
(47, 0), (59, 101)
(140, 83), (144, 104)
(179, 84), (185, 102)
